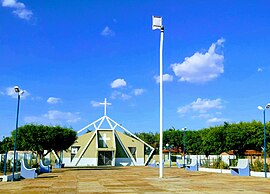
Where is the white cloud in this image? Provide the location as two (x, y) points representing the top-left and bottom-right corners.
(24, 110), (81, 124)
(5, 87), (30, 99)
(177, 105), (190, 114)
(177, 98), (223, 114)
(171, 38), (225, 83)
(2, 0), (33, 20)
(154, 74), (173, 83)
(196, 113), (212, 119)
(111, 78), (127, 88)
(47, 97), (62, 104)
(101, 26), (115, 36)
(120, 93), (131, 100)
(91, 100), (102, 107)
(2, 0), (24, 8)
(111, 91), (131, 100)
(133, 88), (145, 96)
(207, 117), (227, 124)
(257, 68), (263, 72)
(31, 96), (43, 101)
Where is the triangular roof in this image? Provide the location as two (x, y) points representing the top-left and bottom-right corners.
(76, 98), (155, 166)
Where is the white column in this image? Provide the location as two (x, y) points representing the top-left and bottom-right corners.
(159, 27), (164, 178)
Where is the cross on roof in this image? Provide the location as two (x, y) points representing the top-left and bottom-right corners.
(100, 98), (111, 116)
(99, 133), (110, 147)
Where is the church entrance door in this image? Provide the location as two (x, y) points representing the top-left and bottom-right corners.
(98, 151), (113, 166)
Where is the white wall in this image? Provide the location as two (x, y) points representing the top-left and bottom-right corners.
(185, 155), (236, 165)
(115, 158), (144, 166)
(63, 157), (145, 166)
(63, 157), (97, 167)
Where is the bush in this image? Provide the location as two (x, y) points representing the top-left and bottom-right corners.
(200, 158), (229, 169)
(0, 159), (13, 173)
(250, 159), (270, 172)
(212, 159), (229, 169)
(229, 159), (238, 166)
(200, 159), (210, 168)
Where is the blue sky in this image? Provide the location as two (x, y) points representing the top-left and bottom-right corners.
(1, 0), (270, 138)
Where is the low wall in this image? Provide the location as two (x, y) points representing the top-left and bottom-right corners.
(250, 171), (270, 178)
(199, 167), (230, 174)
(0, 173), (21, 182)
(199, 167), (270, 178)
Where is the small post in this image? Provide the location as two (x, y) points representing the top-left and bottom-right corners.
(169, 148), (171, 168)
(4, 151), (7, 176)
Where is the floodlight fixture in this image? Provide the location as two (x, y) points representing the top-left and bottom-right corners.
(14, 86), (20, 93)
(152, 16), (163, 30)
(258, 106), (264, 111)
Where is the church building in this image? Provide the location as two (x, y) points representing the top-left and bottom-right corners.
(62, 98), (154, 166)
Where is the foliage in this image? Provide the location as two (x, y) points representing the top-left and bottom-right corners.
(10, 124), (77, 158)
(250, 159), (269, 172)
(0, 137), (13, 154)
(135, 120), (269, 157)
(200, 158), (229, 169)
(211, 158), (229, 169)
(135, 132), (160, 149)
(0, 159), (13, 173)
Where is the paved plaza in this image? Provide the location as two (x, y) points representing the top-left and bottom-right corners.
(0, 166), (270, 193)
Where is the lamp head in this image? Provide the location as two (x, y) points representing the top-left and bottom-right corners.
(152, 16), (162, 30)
(19, 90), (24, 95)
(258, 106), (264, 111)
(14, 86), (20, 93)
(266, 103), (270, 109)
(182, 127), (187, 131)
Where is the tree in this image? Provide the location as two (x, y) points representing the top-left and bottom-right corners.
(125, 120), (270, 157)
(12, 124), (77, 159)
(186, 130), (203, 154)
(163, 128), (182, 149)
(200, 126), (225, 156)
(0, 136), (13, 154)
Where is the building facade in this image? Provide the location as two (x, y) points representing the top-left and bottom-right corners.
(62, 99), (154, 167)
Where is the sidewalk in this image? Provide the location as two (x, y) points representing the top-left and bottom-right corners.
(0, 166), (270, 193)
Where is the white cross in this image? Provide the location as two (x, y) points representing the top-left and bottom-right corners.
(100, 98), (112, 116)
(99, 133), (110, 147)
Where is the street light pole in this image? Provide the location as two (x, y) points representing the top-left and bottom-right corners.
(258, 103), (270, 178)
(152, 16), (164, 178)
(182, 127), (187, 168)
(12, 86), (23, 181)
(263, 109), (267, 178)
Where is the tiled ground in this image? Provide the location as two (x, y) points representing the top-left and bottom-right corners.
(0, 166), (270, 193)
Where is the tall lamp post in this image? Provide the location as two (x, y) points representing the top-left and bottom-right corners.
(258, 103), (270, 178)
(152, 16), (164, 178)
(12, 86), (24, 181)
(182, 127), (187, 168)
